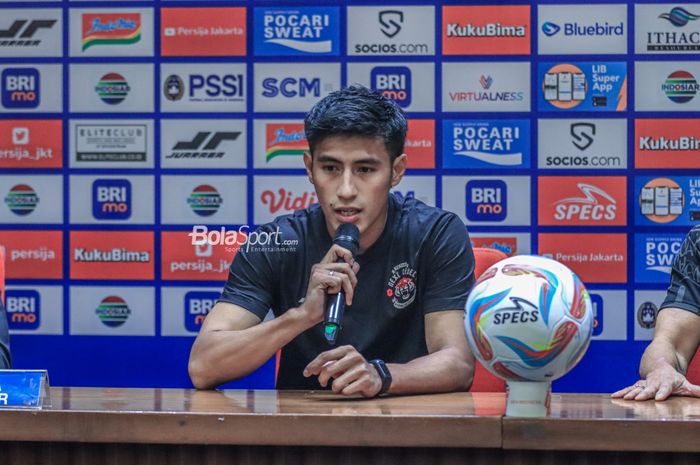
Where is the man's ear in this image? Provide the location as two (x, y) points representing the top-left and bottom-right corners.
(303, 151), (314, 184)
(391, 154), (407, 187)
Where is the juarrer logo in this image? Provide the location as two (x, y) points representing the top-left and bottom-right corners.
(261, 188), (316, 214)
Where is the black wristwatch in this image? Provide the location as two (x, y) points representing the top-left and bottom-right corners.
(369, 359), (392, 396)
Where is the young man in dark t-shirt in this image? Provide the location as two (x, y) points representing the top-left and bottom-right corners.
(613, 225), (700, 401)
(189, 86), (475, 397)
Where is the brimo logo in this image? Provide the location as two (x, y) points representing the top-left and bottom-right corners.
(188, 225), (299, 253)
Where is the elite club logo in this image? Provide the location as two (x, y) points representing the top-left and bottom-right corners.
(0, 19), (57, 48)
(371, 66), (411, 107)
(265, 123), (307, 162)
(92, 179), (131, 220)
(542, 22), (561, 37)
(5, 289), (41, 330)
(466, 180), (507, 222)
(95, 295), (131, 327)
(1, 68), (40, 109)
(188, 184), (223, 217)
(659, 7), (700, 27)
(82, 13), (141, 51)
(168, 132), (241, 159)
(662, 70), (699, 103)
(95, 72), (130, 105)
(185, 291), (219, 332)
(4, 184), (39, 216)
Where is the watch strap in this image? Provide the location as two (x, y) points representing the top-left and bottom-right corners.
(369, 359), (392, 396)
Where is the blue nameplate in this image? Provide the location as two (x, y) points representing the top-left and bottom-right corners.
(0, 370), (50, 409)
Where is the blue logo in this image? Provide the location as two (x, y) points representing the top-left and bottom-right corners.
(542, 22), (561, 37)
(261, 77), (321, 98)
(254, 7), (340, 56)
(589, 293), (603, 337)
(5, 290), (40, 330)
(634, 234), (684, 283)
(443, 120), (530, 169)
(92, 179), (131, 220)
(659, 7), (700, 27)
(466, 180), (507, 222)
(189, 74), (244, 98)
(185, 291), (219, 332)
(1, 68), (40, 109)
(371, 66), (411, 108)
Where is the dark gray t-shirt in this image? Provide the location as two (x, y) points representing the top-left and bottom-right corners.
(219, 193), (475, 389)
(0, 299), (11, 369)
(661, 225), (700, 316)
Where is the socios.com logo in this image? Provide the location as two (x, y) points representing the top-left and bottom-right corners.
(1, 68), (40, 109)
(184, 291), (219, 332)
(465, 180), (507, 222)
(96, 295), (131, 327)
(188, 184), (223, 217)
(4, 184), (39, 216)
(541, 21), (561, 37)
(662, 70), (699, 103)
(371, 66), (411, 108)
(5, 289), (41, 330)
(92, 179), (131, 220)
(95, 72), (130, 105)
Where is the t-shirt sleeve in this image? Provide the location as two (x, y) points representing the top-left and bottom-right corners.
(218, 224), (281, 320)
(422, 214), (475, 313)
(660, 226), (700, 316)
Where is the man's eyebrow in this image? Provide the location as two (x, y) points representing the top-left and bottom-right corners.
(315, 154), (382, 165)
(315, 154), (343, 164)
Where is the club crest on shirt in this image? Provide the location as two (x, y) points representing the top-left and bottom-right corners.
(386, 262), (417, 309)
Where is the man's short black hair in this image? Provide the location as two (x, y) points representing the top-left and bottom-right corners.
(304, 85), (408, 163)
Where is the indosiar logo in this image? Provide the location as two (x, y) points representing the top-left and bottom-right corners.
(5, 289), (40, 330)
(261, 77), (321, 98)
(370, 66), (411, 108)
(184, 291), (219, 332)
(95, 72), (130, 105)
(466, 180), (507, 222)
(96, 295), (131, 328)
(1, 68), (40, 109)
(663, 70), (699, 103)
(188, 184), (223, 217)
(4, 183), (39, 215)
(589, 293), (603, 337)
(92, 179), (132, 220)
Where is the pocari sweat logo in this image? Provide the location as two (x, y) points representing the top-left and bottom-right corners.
(5, 289), (40, 330)
(255, 7), (339, 56)
(185, 291), (219, 332)
(370, 66), (411, 108)
(635, 234), (684, 283)
(443, 120), (530, 169)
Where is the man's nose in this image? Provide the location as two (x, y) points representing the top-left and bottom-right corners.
(337, 171), (358, 199)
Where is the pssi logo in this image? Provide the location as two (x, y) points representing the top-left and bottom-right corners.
(92, 179), (131, 220)
(261, 77), (320, 98)
(371, 66), (411, 107)
(589, 293), (603, 337)
(466, 180), (506, 221)
(5, 289), (40, 330)
(4, 184), (39, 216)
(188, 184), (222, 217)
(185, 291), (218, 332)
(2, 68), (40, 109)
(96, 295), (131, 327)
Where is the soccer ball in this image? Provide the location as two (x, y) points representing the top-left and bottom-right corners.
(465, 255), (593, 382)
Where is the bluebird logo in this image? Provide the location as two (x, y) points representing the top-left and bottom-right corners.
(261, 77), (321, 98)
(589, 293), (603, 337)
(466, 180), (507, 222)
(1, 68), (40, 109)
(5, 290), (40, 330)
(185, 291), (219, 332)
(92, 179), (131, 220)
(371, 66), (411, 108)
(541, 22), (561, 37)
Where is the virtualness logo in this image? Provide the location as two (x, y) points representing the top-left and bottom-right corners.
(95, 72), (130, 105)
(659, 7), (700, 27)
(663, 70), (699, 103)
(82, 13), (141, 51)
(4, 184), (39, 215)
(188, 184), (223, 217)
(96, 295), (131, 328)
(542, 22), (561, 37)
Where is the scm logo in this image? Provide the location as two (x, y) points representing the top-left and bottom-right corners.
(92, 179), (131, 220)
(5, 289), (40, 330)
(466, 180), (507, 221)
(371, 66), (411, 107)
(185, 291), (219, 332)
(261, 77), (321, 98)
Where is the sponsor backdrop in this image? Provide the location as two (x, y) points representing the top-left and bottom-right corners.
(0, 0), (698, 393)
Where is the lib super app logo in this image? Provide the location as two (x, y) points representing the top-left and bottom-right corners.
(539, 62), (627, 111)
(184, 291), (219, 332)
(466, 180), (507, 222)
(5, 289), (40, 330)
(1, 68), (39, 109)
(255, 7), (339, 56)
(92, 179), (131, 220)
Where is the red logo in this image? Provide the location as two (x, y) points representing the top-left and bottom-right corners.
(0, 230), (62, 279)
(82, 13), (141, 51)
(538, 176), (627, 226)
(161, 7), (246, 56)
(70, 231), (154, 280)
(261, 188), (317, 215)
(0, 120), (62, 168)
(265, 123), (308, 163)
(442, 5), (530, 55)
(635, 119), (700, 169)
(405, 119), (435, 169)
(538, 233), (627, 283)
(161, 231), (236, 281)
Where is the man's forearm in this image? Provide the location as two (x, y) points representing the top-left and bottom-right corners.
(386, 347), (473, 395)
(640, 337), (688, 378)
(189, 307), (314, 389)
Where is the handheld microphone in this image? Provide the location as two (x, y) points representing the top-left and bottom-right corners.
(323, 223), (360, 345)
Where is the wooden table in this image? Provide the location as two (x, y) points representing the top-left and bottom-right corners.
(0, 388), (699, 465)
